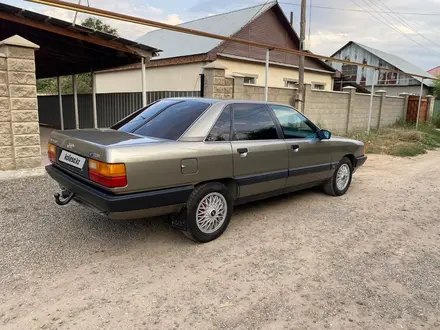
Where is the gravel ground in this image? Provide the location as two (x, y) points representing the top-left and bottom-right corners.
(1, 151), (440, 329)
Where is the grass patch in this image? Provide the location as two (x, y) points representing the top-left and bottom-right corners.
(341, 121), (440, 157)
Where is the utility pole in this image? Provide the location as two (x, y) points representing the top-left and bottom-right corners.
(298, 0), (306, 113)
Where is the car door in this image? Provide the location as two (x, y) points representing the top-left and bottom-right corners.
(230, 103), (289, 198)
(269, 105), (332, 187)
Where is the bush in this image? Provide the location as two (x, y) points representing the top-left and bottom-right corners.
(432, 116), (440, 128)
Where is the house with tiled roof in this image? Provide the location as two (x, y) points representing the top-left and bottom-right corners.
(95, 1), (334, 94)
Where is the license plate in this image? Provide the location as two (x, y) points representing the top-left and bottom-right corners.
(59, 150), (86, 169)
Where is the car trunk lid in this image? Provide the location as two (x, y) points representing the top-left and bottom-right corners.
(49, 129), (167, 180)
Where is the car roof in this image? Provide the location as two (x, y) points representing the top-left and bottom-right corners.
(164, 97), (221, 104)
(162, 97), (295, 108)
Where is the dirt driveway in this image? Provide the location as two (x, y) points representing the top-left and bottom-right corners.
(1, 151), (440, 329)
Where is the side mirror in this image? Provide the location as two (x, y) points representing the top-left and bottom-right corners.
(318, 129), (332, 140)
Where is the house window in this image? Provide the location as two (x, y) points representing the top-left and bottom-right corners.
(312, 82), (325, 90)
(233, 72), (257, 85)
(341, 64), (357, 76)
(284, 79), (298, 88)
(243, 76), (256, 84)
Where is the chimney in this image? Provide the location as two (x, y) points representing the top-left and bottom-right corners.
(290, 11), (294, 26)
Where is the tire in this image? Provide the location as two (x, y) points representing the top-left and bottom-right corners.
(183, 182), (233, 243)
(323, 157), (353, 196)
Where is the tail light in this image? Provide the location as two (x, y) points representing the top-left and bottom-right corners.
(48, 143), (56, 162)
(88, 159), (127, 188)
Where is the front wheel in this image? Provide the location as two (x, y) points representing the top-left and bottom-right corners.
(323, 157), (353, 196)
(183, 182), (233, 243)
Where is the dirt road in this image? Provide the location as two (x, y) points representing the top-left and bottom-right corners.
(1, 151), (440, 329)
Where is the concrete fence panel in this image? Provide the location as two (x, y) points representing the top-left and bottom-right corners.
(351, 93), (381, 130)
(381, 96), (405, 127)
(202, 66), (408, 133)
(306, 90), (350, 132)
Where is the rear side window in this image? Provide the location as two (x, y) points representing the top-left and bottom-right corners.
(132, 101), (210, 140)
(206, 106), (231, 141)
(232, 103), (278, 140)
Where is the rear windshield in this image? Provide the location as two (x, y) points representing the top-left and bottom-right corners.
(117, 100), (210, 140)
(112, 99), (176, 131)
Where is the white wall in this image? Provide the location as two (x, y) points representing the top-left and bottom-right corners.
(96, 58), (334, 94)
(215, 57), (334, 91)
(95, 62), (206, 93)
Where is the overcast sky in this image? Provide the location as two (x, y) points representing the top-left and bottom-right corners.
(4, 0), (440, 70)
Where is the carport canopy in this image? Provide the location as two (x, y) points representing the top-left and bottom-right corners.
(0, 3), (160, 130)
(0, 3), (160, 78)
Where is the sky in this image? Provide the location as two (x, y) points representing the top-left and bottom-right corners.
(4, 0), (440, 71)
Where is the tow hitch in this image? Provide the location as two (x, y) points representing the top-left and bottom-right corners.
(54, 189), (75, 206)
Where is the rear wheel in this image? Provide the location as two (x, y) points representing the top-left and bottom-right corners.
(183, 182), (233, 243)
(323, 157), (353, 196)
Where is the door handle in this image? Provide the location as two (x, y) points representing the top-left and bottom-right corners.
(237, 148), (248, 157)
(291, 144), (300, 152)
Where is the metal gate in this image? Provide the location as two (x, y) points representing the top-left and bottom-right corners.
(406, 96), (428, 122)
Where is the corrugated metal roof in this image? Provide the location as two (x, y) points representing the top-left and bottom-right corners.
(0, 2), (161, 55)
(136, 1), (277, 60)
(353, 42), (435, 87)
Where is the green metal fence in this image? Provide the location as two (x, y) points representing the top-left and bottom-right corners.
(434, 98), (440, 118)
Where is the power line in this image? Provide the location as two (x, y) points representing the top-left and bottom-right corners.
(350, 0), (440, 57)
(369, 0), (440, 49)
(279, 2), (440, 16)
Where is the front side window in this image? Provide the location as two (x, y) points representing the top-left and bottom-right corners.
(206, 106), (231, 141)
(270, 105), (317, 139)
(232, 104), (278, 141)
(130, 100), (210, 140)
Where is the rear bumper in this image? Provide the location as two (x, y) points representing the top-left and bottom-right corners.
(45, 165), (193, 214)
(354, 155), (367, 170)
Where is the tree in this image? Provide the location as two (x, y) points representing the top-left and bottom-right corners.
(37, 74), (92, 95)
(37, 18), (118, 95)
(81, 17), (118, 36)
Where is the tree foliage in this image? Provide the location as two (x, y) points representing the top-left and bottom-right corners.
(37, 18), (118, 95)
(37, 74), (92, 95)
(81, 17), (118, 36)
